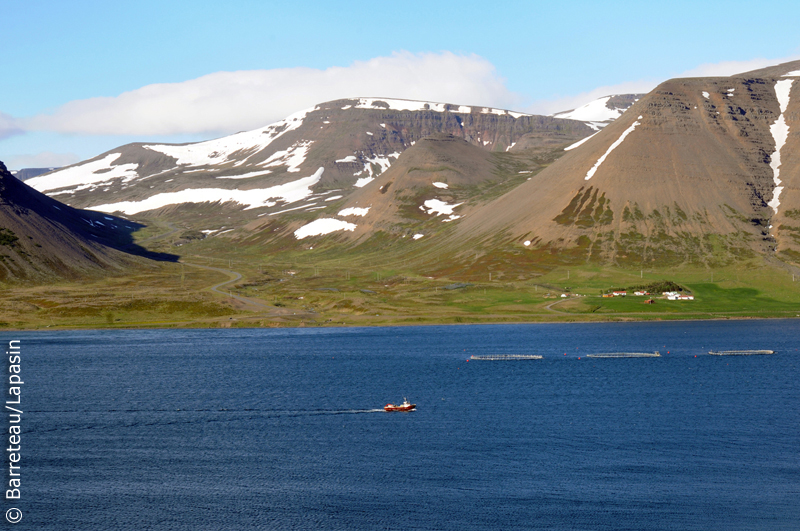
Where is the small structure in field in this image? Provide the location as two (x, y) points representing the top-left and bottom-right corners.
(663, 291), (693, 300)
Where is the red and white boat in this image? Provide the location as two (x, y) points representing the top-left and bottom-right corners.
(384, 398), (416, 412)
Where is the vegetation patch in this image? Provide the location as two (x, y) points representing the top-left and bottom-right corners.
(602, 280), (687, 295)
(0, 229), (19, 247)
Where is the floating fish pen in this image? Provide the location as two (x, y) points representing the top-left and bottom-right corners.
(708, 350), (774, 356)
(586, 352), (661, 358)
(469, 354), (543, 360)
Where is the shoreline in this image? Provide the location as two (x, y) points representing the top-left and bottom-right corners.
(5, 313), (799, 333)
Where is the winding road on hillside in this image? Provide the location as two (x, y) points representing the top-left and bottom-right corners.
(544, 299), (570, 314)
(139, 221), (315, 317)
(180, 261), (272, 312)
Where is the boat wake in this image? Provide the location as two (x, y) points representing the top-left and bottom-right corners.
(279, 408), (387, 416)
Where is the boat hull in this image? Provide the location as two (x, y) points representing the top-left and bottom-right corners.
(384, 404), (416, 412)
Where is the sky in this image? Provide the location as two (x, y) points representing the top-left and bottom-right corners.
(2, 0), (800, 170)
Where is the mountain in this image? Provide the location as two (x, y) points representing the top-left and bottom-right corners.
(552, 94), (643, 130)
(11, 167), (61, 181)
(28, 60), (800, 274)
(0, 160), (162, 281)
(269, 133), (501, 242)
(453, 60), (800, 267)
(237, 62), (800, 271)
(26, 98), (595, 219)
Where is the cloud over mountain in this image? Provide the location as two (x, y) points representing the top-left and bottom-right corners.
(528, 54), (800, 117)
(22, 52), (520, 137)
(6, 151), (79, 170)
(677, 55), (800, 77)
(0, 112), (23, 141)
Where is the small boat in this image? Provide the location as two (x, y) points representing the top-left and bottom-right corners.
(384, 398), (416, 412)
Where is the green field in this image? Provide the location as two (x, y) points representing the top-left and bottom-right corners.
(2, 218), (799, 330)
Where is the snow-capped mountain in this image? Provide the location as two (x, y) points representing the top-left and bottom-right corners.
(552, 94), (642, 130)
(16, 58), (800, 270)
(27, 98), (595, 216)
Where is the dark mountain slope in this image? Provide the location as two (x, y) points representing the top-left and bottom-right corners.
(0, 161), (166, 281)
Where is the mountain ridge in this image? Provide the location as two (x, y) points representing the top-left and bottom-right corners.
(27, 98), (596, 216)
(452, 60), (800, 266)
(21, 61), (800, 274)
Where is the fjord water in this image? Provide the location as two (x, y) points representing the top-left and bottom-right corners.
(12, 321), (800, 530)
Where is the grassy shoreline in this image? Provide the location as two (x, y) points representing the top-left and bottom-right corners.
(3, 230), (800, 331)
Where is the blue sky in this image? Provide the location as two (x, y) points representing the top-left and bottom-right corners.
(2, 0), (799, 169)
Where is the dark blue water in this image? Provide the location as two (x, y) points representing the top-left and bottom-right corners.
(4, 320), (800, 530)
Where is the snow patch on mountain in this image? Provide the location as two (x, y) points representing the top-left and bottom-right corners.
(294, 218), (357, 239)
(259, 140), (313, 172)
(553, 96), (626, 125)
(338, 207), (370, 217)
(767, 79), (794, 215)
(26, 153), (139, 192)
(353, 153), (400, 188)
(585, 116), (642, 181)
(91, 167), (325, 215)
(420, 199), (462, 222)
(564, 132), (599, 151)
(143, 107), (314, 167)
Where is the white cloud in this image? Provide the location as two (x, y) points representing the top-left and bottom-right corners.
(22, 51), (520, 137)
(677, 55), (800, 77)
(527, 79), (659, 116)
(0, 112), (23, 141)
(530, 55), (800, 116)
(6, 151), (80, 170)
